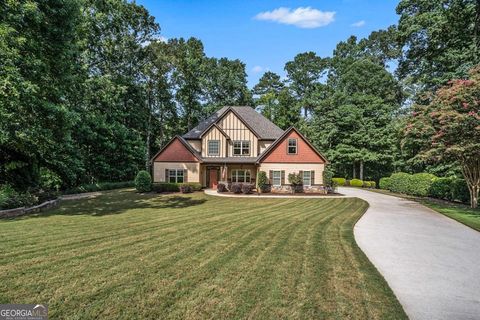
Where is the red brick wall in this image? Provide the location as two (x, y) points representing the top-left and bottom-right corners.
(154, 138), (198, 162)
(260, 131), (325, 163)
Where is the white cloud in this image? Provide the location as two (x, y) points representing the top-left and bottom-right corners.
(351, 20), (365, 27)
(159, 36), (168, 43)
(251, 66), (263, 73)
(254, 7), (335, 29)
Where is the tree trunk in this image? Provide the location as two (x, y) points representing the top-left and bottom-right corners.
(461, 157), (480, 208)
(352, 162), (356, 179)
(359, 160), (364, 181)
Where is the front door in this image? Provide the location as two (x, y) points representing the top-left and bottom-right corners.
(209, 169), (218, 189)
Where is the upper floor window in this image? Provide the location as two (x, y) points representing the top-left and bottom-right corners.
(233, 140), (250, 156)
(208, 140), (220, 156)
(288, 138), (297, 154)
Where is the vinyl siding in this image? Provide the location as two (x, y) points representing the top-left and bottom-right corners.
(153, 162), (200, 183)
(217, 111), (258, 157)
(258, 163), (325, 185)
(201, 126), (227, 157)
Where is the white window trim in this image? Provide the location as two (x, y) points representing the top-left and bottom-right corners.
(288, 138), (297, 154)
(272, 170), (281, 186)
(233, 140), (250, 156)
(168, 169), (184, 183)
(231, 169), (251, 183)
(208, 140), (220, 156)
(303, 171), (311, 186)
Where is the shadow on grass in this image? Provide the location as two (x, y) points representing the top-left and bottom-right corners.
(4, 189), (208, 220)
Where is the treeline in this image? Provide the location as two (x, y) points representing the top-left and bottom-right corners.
(1, 0), (251, 190)
(1, 0), (479, 206)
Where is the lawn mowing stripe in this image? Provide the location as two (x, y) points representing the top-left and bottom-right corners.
(0, 196), (294, 261)
(167, 199), (342, 319)
(49, 200), (322, 318)
(0, 199), (330, 306)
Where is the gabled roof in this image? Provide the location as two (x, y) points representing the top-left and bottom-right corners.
(256, 127), (329, 164)
(183, 106), (284, 140)
(199, 123), (231, 140)
(150, 135), (202, 163)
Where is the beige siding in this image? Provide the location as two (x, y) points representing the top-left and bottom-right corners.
(258, 163), (325, 185)
(258, 141), (273, 155)
(153, 162), (200, 183)
(186, 139), (201, 153)
(217, 111), (258, 157)
(201, 126), (227, 157)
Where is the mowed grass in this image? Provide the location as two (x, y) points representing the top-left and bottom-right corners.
(0, 190), (406, 319)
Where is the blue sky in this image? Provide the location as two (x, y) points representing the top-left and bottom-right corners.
(136, 0), (400, 87)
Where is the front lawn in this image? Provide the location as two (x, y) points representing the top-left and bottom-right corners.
(0, 190), (406, 319)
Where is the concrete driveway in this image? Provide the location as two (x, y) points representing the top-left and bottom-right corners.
(339, 187), (480, 320)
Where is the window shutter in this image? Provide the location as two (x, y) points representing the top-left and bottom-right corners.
(311, 170), (315, 185)
(184, 169), (188, 183)
(281, 170), (285, 185)
(299, 170), (303, 179)
(165, 169), (169, 182)
(269, 170), (273, 184)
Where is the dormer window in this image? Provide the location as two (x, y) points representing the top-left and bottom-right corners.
(233, 141), (250, 156)
(208, 140), (220, 156)
(288, 138), (297, 154)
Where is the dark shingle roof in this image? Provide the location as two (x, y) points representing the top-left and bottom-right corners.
(183, 106), (284, 140)
(201, 157), (258, 164)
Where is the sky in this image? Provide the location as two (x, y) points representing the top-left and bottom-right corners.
(136, 0), (400, 87)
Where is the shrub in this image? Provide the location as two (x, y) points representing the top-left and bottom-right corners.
(231, 183), (242, 194)
(183, 183), (202, 191)
(410, 173), (437, 197)
(288, 173), (303, 186)
(345, 180), (351, 186)
(388, 173), (412, 194)
(0, 185), (37, 210)
(379, 177), (391, 190)
(323, 167), (334, 187)
(350, 179), (364, 187)
(257, 171), (268, 192)
(179, 184), (193, 193)
(39, 168), (62, 191)
(332, 178), (346, 186)
(452, 179), (470, 203)
(429, 178), (453, 201)
(135, 171), (152, 192)
(241, 183), (254, 194)
(217, 183), (227, 193)
(368, 181), (376, 188)
(363, 181), (371, 188)
(152, 183), (179, 193)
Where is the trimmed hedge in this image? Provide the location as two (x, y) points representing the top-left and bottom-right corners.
(151, 182), (202, 193)
(363, 181), (371, 188)
(332, 178), (346, 186)
(379, 172), (471, 204)
(180, 184), (193, 193)
(242, 183), (254, 194)
(231, 183), (242, 194)
(350, 179), (364, 187)
(379, 177), (391, 190)
(64, 181), (134, 194)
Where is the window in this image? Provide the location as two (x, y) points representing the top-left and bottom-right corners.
(288, 138), (297, 154)
(168, 169), (184, 183)
(303, 171), (311, 186)
(208, 140), (220, 156)
(272, 170), (281, 186)
(231, 169), (251, 183)
(233, 141), (250, 156)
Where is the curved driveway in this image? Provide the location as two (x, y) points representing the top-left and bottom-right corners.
(340, 187), (480, 320)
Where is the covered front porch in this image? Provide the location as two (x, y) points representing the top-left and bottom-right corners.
(200, 160), (258, 189)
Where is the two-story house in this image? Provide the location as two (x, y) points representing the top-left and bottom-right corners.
(151, 106), (328, 192)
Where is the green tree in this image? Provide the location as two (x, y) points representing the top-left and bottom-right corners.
(252, 71), (284, 121)
(285, 52), (328, 117)
(397, 0), (480, 90)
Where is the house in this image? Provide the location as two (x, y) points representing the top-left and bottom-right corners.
(151, 106), (328, 193)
